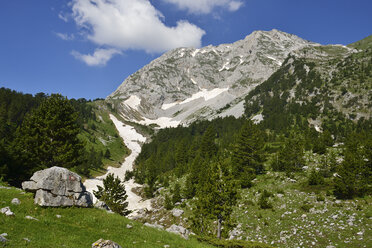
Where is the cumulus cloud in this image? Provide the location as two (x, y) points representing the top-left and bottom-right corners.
(55, 32), (75, 41)
(68, 0), (205, 66)
(162, 0), (243, 14)
(71, 48), (122, 66)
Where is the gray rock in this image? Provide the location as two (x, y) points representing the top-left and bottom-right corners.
(126, 224), (133, 229)
(56, 215), (62, 218)
(0, 235), (7, 243)
(92, 238), (122, 248)
(1, 207), (14, 216)
(23, 238), (31, 242)
(171, 208), (184, 217)
(11, 198), (21, 205)
(22, 167), (93, 207)
(144, 223), (164, 230)
(94, 200), (111, 211)
(25, 216), (39, 221)
(166, 224), (190, 239)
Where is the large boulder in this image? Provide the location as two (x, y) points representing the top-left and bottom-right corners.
(22, 166), (93, 207)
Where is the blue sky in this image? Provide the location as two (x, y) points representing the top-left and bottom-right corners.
(0, 0), (371, 100)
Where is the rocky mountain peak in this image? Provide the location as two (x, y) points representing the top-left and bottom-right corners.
(107, 29), (317, 127)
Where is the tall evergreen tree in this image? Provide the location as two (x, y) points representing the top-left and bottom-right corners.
(272, 130), (305, 172)
(10, 94), (85, 184)
(334, 132), (371, 199)
(232, 120), (265, 187)
(191, 160), (239, 239)
(200, 125), (217, 159)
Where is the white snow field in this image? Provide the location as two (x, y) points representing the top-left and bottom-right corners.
(84, 114), (152, 216)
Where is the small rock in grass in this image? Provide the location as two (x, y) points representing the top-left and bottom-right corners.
(1, 207), (14, 216)
(164, 245), (170, 248)
(56, 215), (62, 218)
(92, 238), (122, 248)
(11, 198), (21, 205)
(171, 208), (184, 217)
(126, 224), (133, 229)
(23, 238), (31, 242)
(0, 235), (7, 243)
(25, 216), (39, 221)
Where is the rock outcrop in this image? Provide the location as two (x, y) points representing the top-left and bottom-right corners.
(92, 239), (122, 248)
(166, 224), (190, 239)
(22, 166), (93, 207)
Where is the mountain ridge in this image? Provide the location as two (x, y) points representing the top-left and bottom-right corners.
(106, 29), (366, 128)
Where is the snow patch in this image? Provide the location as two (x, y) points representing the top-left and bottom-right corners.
(266, 56), (282, 66)
(84, 115), (151, 214)
(219, 61), (230, 71)
(251, 114), (264, 124)
(161, 88), (229, 110)
(139, 117), (180, 128)
(191, 49), (200, 57)
(124, 95), (141, 110)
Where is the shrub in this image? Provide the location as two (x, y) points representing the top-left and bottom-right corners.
(93, 173), (131, 216)
(258, 190), (273, 209)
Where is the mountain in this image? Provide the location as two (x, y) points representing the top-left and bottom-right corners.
(244, 35), (372, 133)
(107, 29), (317, 127)
(107, 29), (370, 129)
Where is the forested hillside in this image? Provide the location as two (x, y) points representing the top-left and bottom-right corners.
(0, 88), (127, 186)
(131, 36), (372, 243)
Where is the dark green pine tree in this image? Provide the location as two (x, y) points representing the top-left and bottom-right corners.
(231, 120), (265, 188)
(200, 125), (217, 159)
(334, 132), (371, 199)
(10, 94), (85, 184)
(272, 130), (305, 172)
(191, 160), (239, 239)
(93, 173), (131, 216)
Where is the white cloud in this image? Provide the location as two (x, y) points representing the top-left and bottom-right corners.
(162, 0), (243, 14)
(69, 0), (205, 59)
(71, 48), (122, 66)
(55, 32), (75, 41)
(58, 12), (69, 22)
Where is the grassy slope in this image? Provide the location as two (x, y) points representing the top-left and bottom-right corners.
(78, 100), (130, 179)
(348, 34), (372, 50)
(0, 186), (213, 248)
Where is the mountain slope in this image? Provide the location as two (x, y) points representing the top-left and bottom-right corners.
(107, 29), (317, 127)
(244, 37), (371, 135)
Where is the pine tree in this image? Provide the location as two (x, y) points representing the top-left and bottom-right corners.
(334, 132), (371, 199)
(272, 131), (305, 172)
(191, 160), (239, 239)
(232, 120), (265, 187)
(10, 94), (85, 184)
(94, 173), (131, 216)
(200, 125), (217, 159)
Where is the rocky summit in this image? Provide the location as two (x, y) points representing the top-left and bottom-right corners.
(22, 166), (93, 207)
(107, 29), (317, 127)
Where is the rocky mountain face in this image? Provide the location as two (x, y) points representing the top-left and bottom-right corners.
(107, 29), (317, 127)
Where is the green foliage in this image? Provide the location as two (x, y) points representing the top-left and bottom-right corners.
(172, 182), (182, 205)
(93, 173), (131, 216)
(308, 169), (324, 186)
(164, 194), (173, 210)
(196, 235), (274, 248)
(9, 94), (85, 184)
(258, 190), (273, 209)
(333, 131), (372, 199)
(191, 160), (239, 239)
(271, 131), (305, 172)
(232, 120), (265, 187)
